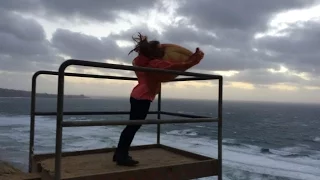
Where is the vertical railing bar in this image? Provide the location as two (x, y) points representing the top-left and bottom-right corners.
(55, 68), (65, 180)
(28, 73), (37, 172)
(218, 77), (223, 180)
(157, 86), (161, 144)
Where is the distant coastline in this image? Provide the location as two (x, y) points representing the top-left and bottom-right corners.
(0, 88), (88, 98)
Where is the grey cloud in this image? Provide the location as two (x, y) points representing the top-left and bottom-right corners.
(304, 76), (320, 87)
(226, 68), (320, 89)
(0, 10), (60, 72)
(108, 27), (163, 60)
(177, 0), (317, 32)
(195, 48), (278, 71)
(0, 54), (62, 72)
(109, 27), (161, 42)
(110, 25), (277, 71)
(0, 33), (51, 56)
(255, 21), (320, 74)
(212, 28), (254, 50)
(227, 68), (307, 85)
(0, 71), (33, 90)
(0, 0), (158, 22)
(2, 0), (320, 89)
(256, 22), (320, 55)
(110, 23), (216, 47)
(173, 0), (319, 71)
(0, 11), (50, 56)
(51, 29), (128, 61)
(41, 0), (157, 21)
(0, 0), (41, 13)
(173, 0), (320, 82)
(0, 10), (45, 41)
(161, 26), (216, 45)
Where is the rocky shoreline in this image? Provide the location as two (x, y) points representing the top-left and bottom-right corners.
(0, 161), (40, 180)
(0, 161), (22, 174)
(0, 88), (88, 98)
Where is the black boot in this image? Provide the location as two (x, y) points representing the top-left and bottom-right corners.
(117, 156), (139, 166)
(113, 153), (139, 166)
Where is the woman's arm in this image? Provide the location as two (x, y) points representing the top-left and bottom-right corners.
(145, 48), (204, 82)
(148, 48), (204, 70)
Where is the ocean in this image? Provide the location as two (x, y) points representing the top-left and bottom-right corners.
(0, 97), (320, 180)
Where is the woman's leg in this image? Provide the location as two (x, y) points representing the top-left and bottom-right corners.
(114, 97), (151, 165)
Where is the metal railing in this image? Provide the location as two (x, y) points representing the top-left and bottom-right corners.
(29, 59), (223, 180)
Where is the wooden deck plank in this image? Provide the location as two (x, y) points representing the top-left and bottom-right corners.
(38, 146), (218, 180)
(0, 173), (41, 180)
(41, 148), (196, 176)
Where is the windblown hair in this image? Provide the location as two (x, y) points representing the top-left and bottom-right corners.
(128, 32), (163, 59)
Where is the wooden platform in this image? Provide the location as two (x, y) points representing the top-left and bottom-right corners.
(0, 173), (41, 180)
(31, 144), (218, 180)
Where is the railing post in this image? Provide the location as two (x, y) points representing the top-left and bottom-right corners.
(157, 85), (161, 144)
(28, 73), (37, 173)
(55, 66), (66, 180)
(218, 77), (223, 180)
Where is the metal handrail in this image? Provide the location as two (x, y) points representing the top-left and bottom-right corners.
(58, 59), (222, 79)
(32, 70), (215, 82)
(29, 59), (223, 180)
(34, 111), (159, 116)
(62, 117), (218, 127)
(33, 111), (208, 118)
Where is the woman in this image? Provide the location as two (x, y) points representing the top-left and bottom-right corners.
(113, 33), (204, 166)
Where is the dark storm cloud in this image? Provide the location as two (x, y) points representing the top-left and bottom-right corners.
(0, 54), (62, 72)
(177, 0), (317, 31)
(1, 0), (320, 90)
(171, 0), (320, 85)
(0, 10), (60, 72)
(0, 0), (41, 13)
(194, 48), (278, 71)
(110, 24), (278, 71)
(0, 10), (45, 41)
(162, 26), (216, 45)
(109, 27), (161, 42)
(0, 11), (50, 56)
(226, 69), (307, 85)
(0, 0), (158, 22)
(254, 21), (320, 74)
(0, 33), (49, 56)
(109, 23), (216, 47)
(51, 29), (127, 61)
(43, 0), (157, 21)
(228, 68), (320, 89)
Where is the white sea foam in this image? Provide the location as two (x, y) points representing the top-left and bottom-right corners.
(165, 129), (198, 136)
(1, 115), (320, 180)
(129, 132), (320, 180)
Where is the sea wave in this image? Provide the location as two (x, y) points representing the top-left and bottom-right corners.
(165, 129), (198, 136)
(1, 115), (320, 180)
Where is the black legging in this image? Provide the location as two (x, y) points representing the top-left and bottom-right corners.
(115, 97), (151, 157)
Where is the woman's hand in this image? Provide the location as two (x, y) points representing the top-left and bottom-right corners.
(190, 47), (204, 64)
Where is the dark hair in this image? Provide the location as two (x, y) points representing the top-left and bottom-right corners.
(128, 32), (164, 59)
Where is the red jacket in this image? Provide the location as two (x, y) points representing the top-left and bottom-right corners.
(130, 54), (199, 101)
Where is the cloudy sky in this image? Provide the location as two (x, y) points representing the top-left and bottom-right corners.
(1, 0), (320, 103)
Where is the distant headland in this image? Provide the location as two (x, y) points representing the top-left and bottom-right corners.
(0, 88), (88, 98)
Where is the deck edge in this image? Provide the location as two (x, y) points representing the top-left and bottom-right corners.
(34, 144), (218, 180)
(31, 144), (159, 172)
(42, 159), (218, 180)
